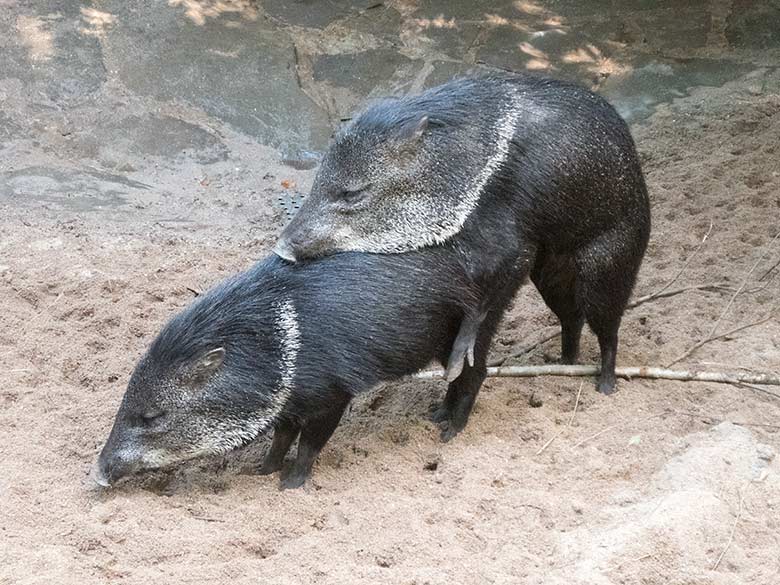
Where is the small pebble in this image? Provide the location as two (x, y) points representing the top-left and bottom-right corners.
(529, 392), (544, 408)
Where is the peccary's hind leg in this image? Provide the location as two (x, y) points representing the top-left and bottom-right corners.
(257, 419), (300, 475)
(574, 225), (645, 395)
(437, 305), (511, 441)
(444, 309), (487, 382)
(531, 249), (584, 364)
(438, 362), (487, 442)
(280, 390), (351, 489)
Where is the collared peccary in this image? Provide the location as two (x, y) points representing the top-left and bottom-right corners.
(94, 248), (522, 490)
(274, 72), (651, 395)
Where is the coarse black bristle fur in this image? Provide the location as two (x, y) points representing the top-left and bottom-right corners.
(145, 249), (477, 411)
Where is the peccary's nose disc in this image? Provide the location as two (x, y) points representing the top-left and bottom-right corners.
(90, 459), (111, 488)
(273, 239), (297, 263)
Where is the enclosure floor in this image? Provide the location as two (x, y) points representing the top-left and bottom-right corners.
(2, 2), (780, 584)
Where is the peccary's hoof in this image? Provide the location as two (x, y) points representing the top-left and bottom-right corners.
(438, 420), (462, 443)
(279, 470), (308, 490)
(597, 378), (617, 395)
(429, 403), (451, 424)
(255, 461), (283, 476)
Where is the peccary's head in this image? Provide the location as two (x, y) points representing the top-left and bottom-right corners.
(94, 273), (293, 487)
(275, 81), (500, 261)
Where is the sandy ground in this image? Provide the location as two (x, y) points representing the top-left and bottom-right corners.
(2, 67), (780, 585)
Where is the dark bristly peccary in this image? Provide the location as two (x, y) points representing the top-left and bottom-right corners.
(95, 248), (522, 490)
(275, 72), (651, 395)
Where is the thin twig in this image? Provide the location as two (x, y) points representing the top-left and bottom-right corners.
(671, 231), (780, 368)
(674, 411), (780, 430)
(712, 489), (745, 570)
(759, 257), (780, 281)
(572, 412), (667, 448)
(415, 364), (780, 389)
(665, 314), (774, 368)
(604, 553), (654, 573)
(189, 515), (226, 523)
(708, 231), (779, 340)
(536, 381), (583, 455)
(734, 381), (780, 401)
(643, 220), (713, 301)
(569, 380), (583, 424)
(489, 330), (559, 367)
(627, 281), (731, 309)
(492, 281), (731, 367)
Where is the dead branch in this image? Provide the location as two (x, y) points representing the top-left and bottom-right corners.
(670, 231), (780, 368)
(733, 381), (780, 401)
(627, 281), (731, 309)
(641, 220), (713, 302)
(665, 314), (774, 368)
(712, 488), (745, 570)
(414, 364), (780, 390)
(674, 411), (780, 430)
(759, 257), (780, 281)
(573, 412), (667, 448)
(491, 281), (731, 368)
(488, 329), (559, 367)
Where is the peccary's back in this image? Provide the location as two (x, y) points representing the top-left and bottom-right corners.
(397, 73), (651, 252)
(253, 252), (478, 394)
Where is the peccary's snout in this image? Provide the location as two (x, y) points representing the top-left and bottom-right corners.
(275, 213), (332, 262)
(92, 424), (141, 488)
(92, 448), (138, 488)
(273, 237), (297, 263)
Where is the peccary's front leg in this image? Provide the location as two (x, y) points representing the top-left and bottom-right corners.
(280, 391), (351, 490)
(258, 419), (300, 475)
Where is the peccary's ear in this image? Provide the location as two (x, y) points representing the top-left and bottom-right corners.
(397, 114), (429, 144)
(186, 347), (225, 385)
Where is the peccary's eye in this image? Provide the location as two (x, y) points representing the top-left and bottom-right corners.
(140, 411), (165, 426)
(335, 184), (371, 205)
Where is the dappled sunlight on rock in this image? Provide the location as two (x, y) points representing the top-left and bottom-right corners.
(563, 44), (631, 77)
(80, 7), (118, 39)
(168, 0), (259, 26)
(563, 45), (601, 64)
(513, 1), (546, 17)
(519, 41), (552, 70)
(16, 15), (53, 62)
(411, 14), (458, 31)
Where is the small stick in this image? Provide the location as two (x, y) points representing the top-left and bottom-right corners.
(627, 282), (731, 309)
(489, 329), (559, 367)
(415, 364), (780, 388)
(734, 381), (780, 401)
(189, 514), (225, 523)
(707, 231), (779, 340)
(665, 314), (774, 368)
(604, 553), (654, 573)
(491, 281), (730, 367)
(572, 421), (621, 448)
(674, 411), (780, 430)
(573, 412), (667, 448)
(672, 231), (780, 368)
(641, 220), (713, 302)
(759, 257), (780, 281)
(186, 287), (201, 297)
(712, 489), (745, 570)
(536, 380), (583, 455)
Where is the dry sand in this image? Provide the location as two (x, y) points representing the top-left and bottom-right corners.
(2, 72), (780, 584)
